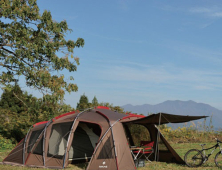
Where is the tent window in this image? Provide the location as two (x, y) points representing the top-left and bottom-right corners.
(27, 129), (44, 153)
(33, 137), (43, 155)
(97, 136), (115, 159)
(69, 122), (101, 161)
(126, 124), (151, 146)
(47, 122), (73, 159)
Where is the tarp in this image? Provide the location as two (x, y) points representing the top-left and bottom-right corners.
(123, 113), (208, 125)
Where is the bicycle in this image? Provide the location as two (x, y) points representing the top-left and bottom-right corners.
(184, 138), (222, 168)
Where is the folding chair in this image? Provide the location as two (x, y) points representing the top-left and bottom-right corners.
(139, 141), (154, 162)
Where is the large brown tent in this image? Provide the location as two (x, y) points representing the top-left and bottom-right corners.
(2, 107), (207, 169)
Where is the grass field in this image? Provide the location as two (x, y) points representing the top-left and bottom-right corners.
(0, 142), (220, 170)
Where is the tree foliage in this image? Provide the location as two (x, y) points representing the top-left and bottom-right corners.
(0, 0), (84, 101)
(76, 93), (90, 111)
(99, 102), (124, 113)
(76, 94), (125, 113)
(91, 96), (99, 107)
(0, 84), (25, 113)
(0, 85), (74, 142)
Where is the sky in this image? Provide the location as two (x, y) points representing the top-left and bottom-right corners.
(31, 0), (222, 109)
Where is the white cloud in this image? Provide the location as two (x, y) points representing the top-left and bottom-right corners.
(161, 40), (222, 65)
(95, 62), (222, 92)
(189, 7), (212, 13)
(189, 6), (222, 18)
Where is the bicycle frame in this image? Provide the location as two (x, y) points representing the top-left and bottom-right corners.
(185, 138), (222, 168)
(201, 142), (222, 161)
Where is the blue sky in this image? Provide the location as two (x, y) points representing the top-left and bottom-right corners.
(34, 0), (222, 109)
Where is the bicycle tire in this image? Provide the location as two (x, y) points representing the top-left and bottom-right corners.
(184, 149), (204, 167)
(215, 151), (222, 168)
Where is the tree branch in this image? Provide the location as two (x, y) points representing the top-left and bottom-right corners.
(13, 92), (28, 108)
(1, 47), (16, 55)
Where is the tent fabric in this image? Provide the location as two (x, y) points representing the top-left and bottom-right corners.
(2, 108), (207, 169)
(145, 124), (184, 164)
(3, 138), (25, 164)
(124, 112), (208, 125)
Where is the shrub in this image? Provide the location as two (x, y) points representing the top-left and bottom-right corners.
(160, 123), (222, 143)
(0, 134), (15, 150)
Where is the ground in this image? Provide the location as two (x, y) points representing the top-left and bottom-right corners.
(0, 143), (220, 170)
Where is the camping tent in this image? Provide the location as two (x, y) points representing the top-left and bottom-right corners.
(2, 107), (207, 169)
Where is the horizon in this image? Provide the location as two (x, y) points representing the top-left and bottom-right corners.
(9, 0), (222, 110)
(121, 99), (222, 111)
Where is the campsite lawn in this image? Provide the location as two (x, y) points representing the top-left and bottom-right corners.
(0, 143), (219, 170)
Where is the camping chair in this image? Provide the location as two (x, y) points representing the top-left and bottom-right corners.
(132, 141), (154, 162)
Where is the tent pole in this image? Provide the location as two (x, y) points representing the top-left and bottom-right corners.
(23, 120), (51, 166)
(42, 120), (53, 167)
(62, 108), (92, 169)
(109, 122), (119, 170)
(155, 112), (161, 161)
(22, 126), (32, 165)
(87, 118), (121, 170)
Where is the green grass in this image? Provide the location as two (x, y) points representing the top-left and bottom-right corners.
(0, 143), (220, 170)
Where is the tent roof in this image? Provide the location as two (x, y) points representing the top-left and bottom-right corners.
(123, 113), (208, 125)
(32, 107), (144, 127)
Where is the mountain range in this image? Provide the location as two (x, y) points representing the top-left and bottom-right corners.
(121, 100), (222, 129)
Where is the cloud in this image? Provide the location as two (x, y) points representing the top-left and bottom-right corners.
(160, 40), (222, 65)
(95, 61), (222, 92)
(189, 6), (222, 18)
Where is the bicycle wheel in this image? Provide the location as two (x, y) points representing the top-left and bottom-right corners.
(184, 149), (204, 167)
(215, 151), (222, 168)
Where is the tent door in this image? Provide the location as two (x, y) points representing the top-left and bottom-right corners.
(69, 122), (101, 164)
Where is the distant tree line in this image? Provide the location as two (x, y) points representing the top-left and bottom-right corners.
(76, 93), (125, 113)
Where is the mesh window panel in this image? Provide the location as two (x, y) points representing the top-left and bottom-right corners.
(33, 137), (43, 155)
(69, 126), (94, 159)
(28, 129), (44, 153)
(97, 136), (115, 159)
(69, 122), (101, 160)
(47, 122), (72, 159)
(127, 124), (151, 146)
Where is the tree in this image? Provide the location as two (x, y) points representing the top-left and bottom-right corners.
(92, 96), (99, 107)
(0, 84), (75, 142)
(76, 94), (90, 111)
(0, 85), (38, 142)
(0, 0), (84, 102)
(99, 102), (124, 113)
(0, 84), (25, 113)
(112, 106), (124, 113)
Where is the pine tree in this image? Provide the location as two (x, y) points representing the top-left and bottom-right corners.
(76, 94), (89, 111)
(92, 96), (99, 107)
(0, 85), (26, 113)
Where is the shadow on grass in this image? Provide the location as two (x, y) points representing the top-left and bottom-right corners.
(68, 163), (88, 170)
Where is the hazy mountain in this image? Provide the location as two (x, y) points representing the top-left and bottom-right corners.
(122, 100), (222, 129)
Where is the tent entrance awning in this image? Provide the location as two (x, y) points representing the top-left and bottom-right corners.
(123, 113), (208, 125)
